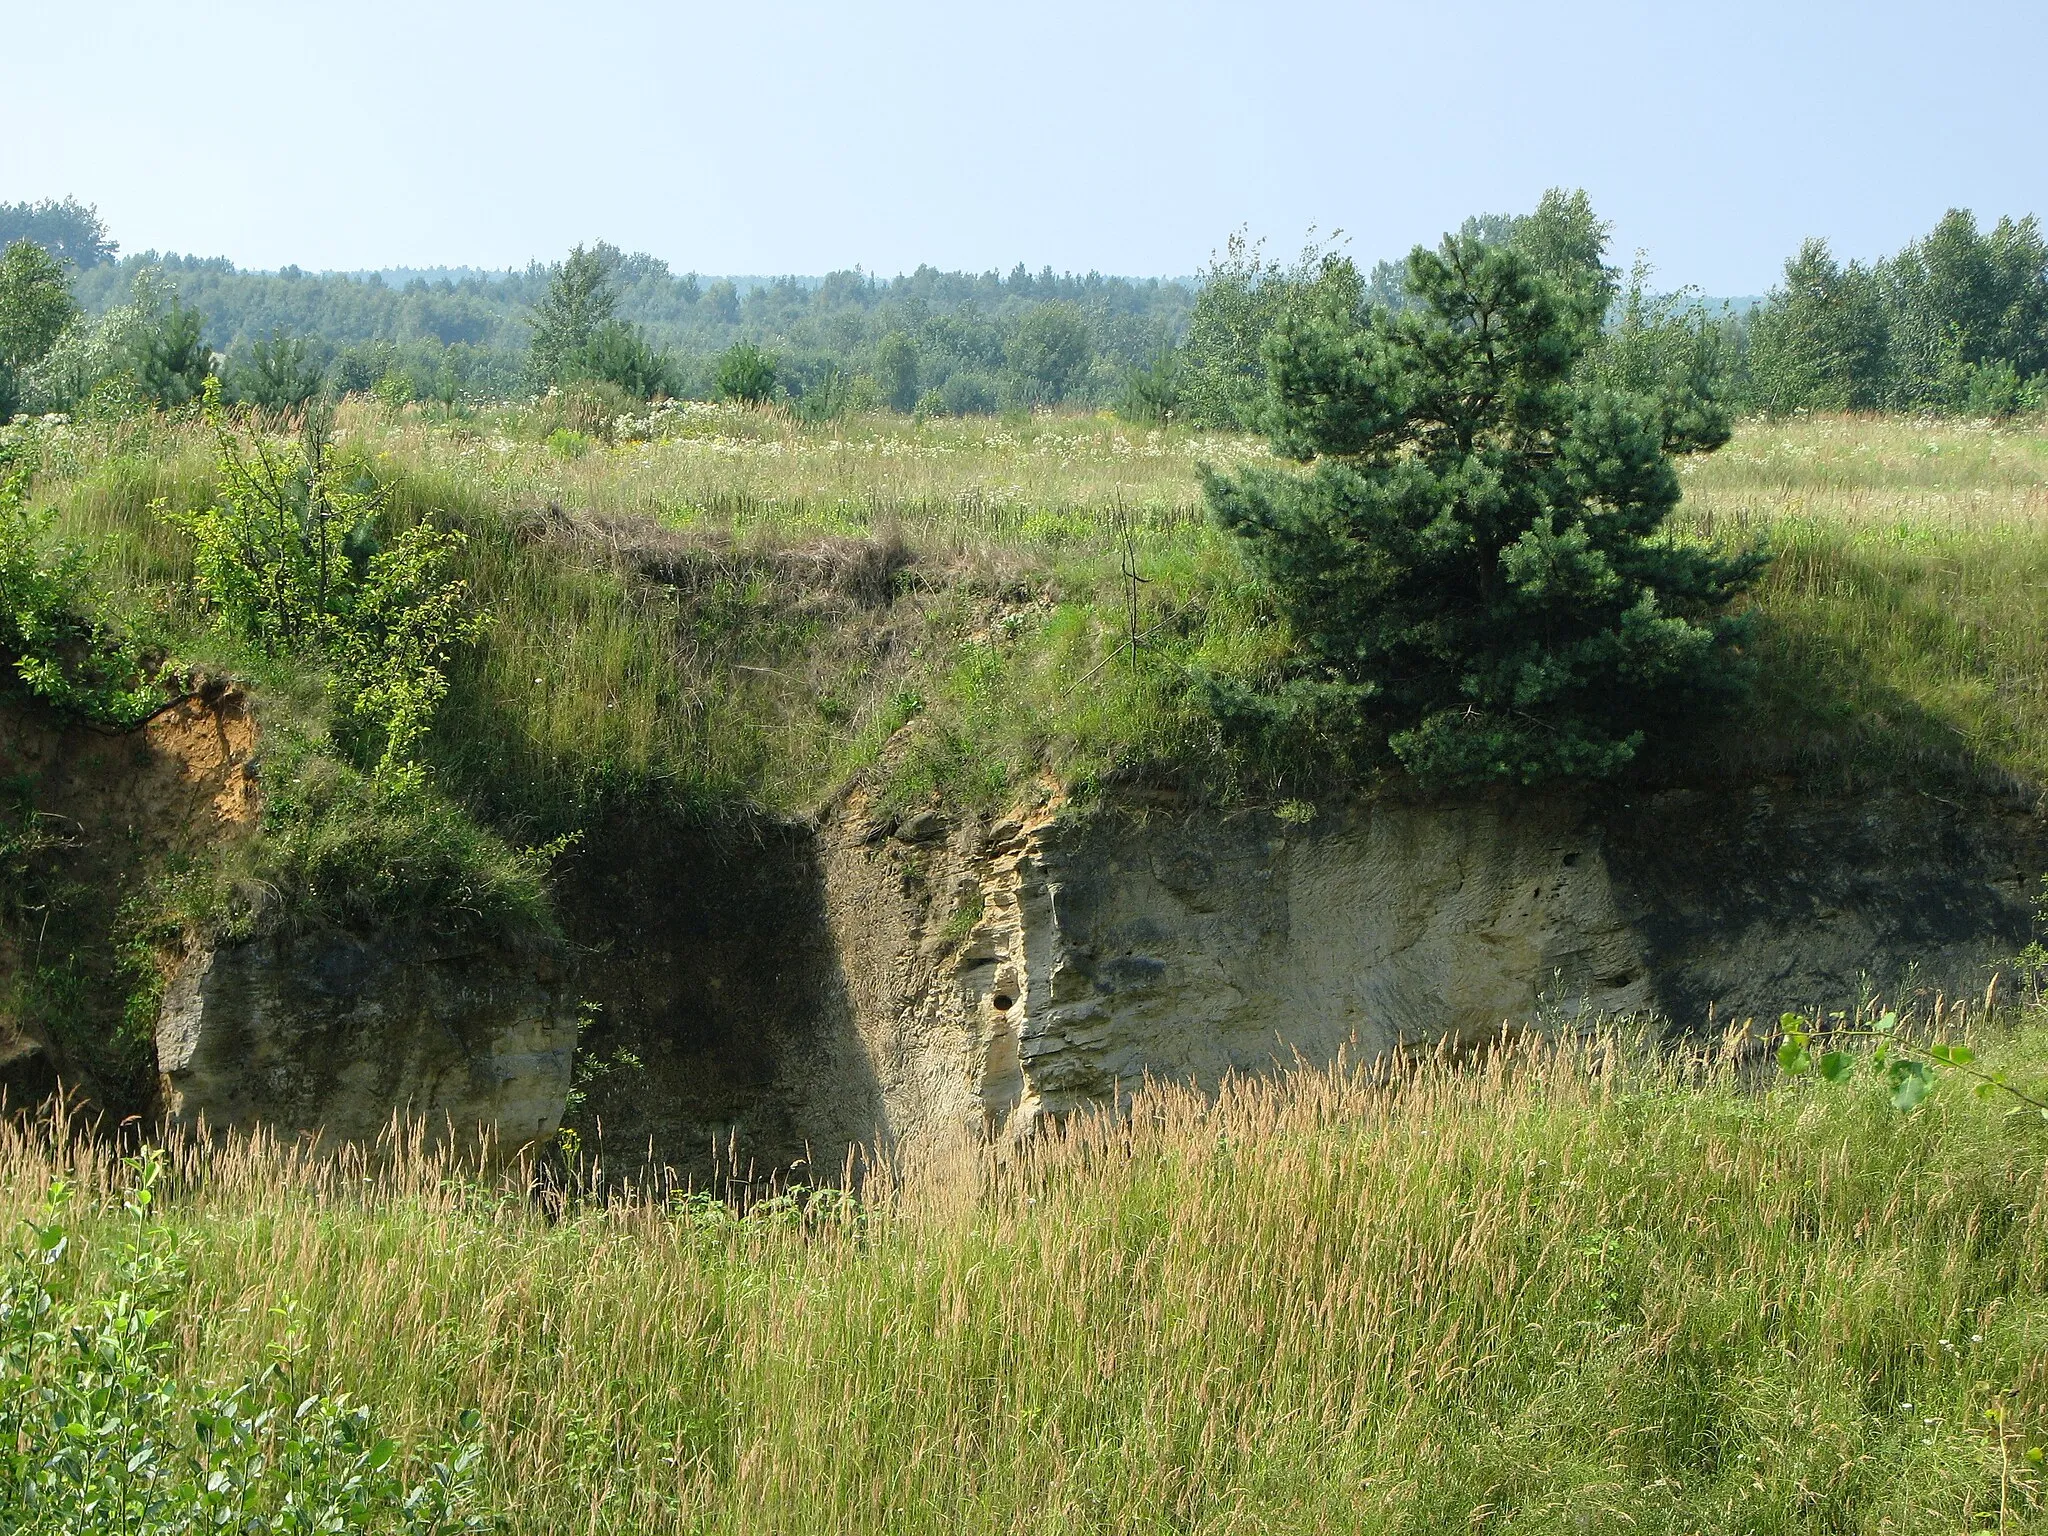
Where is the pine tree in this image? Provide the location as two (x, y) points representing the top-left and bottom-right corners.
(130, 296), (213, 407)
(1202, 234), (1762, 788)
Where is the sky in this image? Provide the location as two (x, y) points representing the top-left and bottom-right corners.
(3, 0), (2043, 294)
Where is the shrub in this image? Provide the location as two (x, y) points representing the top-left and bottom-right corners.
(712, 341), (778, 404)
(937, 370), (996, 416)
(232, 328), (327, 413)
(0, 443), (157, 725)
(129, 296), (213, 408)
(0, 1151), (496, 1533)
(19, 272), (170, 415)
(1115, 351), (1182, 423)
(1203, 233), (1763, 787)
(1004, 301), (1093, 404)
(789, 361), (878, 423)
(874, 330), (919, 413)
(569, 317), (673, 399)
(1176, 230), (1356, 430)
(0, 242), (78, 423)
(167, 382), (487, 776)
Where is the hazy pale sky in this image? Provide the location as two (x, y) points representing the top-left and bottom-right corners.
(5, 0), (2042, 292)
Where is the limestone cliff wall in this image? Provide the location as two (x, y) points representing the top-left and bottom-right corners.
(156, 927), (579, 1150)
(74, 685), (2031, 1172)
(815, 784), (2045, 1152)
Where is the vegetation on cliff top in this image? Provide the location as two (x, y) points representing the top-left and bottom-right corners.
(7, 398), (2048, 833)
(1204, 232), (1757, 786)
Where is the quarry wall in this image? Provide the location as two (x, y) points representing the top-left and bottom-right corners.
(9, 691), (2036, 1172)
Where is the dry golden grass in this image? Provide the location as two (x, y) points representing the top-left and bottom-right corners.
(9, 1022), (2048, 1533)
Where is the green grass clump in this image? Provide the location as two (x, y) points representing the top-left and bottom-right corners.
(9, 1023), (2048, 1532)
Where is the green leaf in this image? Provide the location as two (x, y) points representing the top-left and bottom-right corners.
(1871, 1011), (1899, 1033)
(1976, 1082), (2000, 1100)
(1777, 1041), (1812, 1075)
(1891, 1063), (1933, 1113)
(1949, 1044), (1975, 1065)
(1780, 1012), (1809, 1031)
(1818, 1050), (1855, 1083)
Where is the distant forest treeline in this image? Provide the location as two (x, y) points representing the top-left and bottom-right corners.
(2, 193), (2044, 422)
(43, 202), (1194, 414)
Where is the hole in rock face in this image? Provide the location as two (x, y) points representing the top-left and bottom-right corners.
(991, 993), (1016, 1012)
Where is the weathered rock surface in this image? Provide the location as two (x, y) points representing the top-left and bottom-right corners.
(156, 927), (579, 1150)
(814, 782), (2047, 1151)
(16, 681), (2026, 1170)
(0, 684), (260, 1114)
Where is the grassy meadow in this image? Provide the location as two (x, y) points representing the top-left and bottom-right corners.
(24, 401), (2048, 831)
(11, 1020), (2048, 1533)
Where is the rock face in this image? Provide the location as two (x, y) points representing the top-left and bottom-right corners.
(114, 737), (2048, 1171)
(156, 927), (580, 1151)
(0, 684), (260, 1115)
(814, 783), (2046, 1152)
(822, 791), (1652, 1146)
(32, 678), (2019, 1169)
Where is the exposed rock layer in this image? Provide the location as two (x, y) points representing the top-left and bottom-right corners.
(11, 674), (2026, 1170)
(156, 926), (579, 1149)
(0, 684), (258, 1111)
(807, 783), (2045, 1158)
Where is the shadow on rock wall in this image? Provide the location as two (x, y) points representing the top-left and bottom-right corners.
(550, 808), (884, 1187)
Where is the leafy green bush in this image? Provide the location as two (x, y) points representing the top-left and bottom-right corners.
(1175, 229), (1357, 430)
(1204, 233), (1762, 786)
(936, 370), (995, 416)
(0, 1151), (495, 1533)
(0, 445), (157, 726)
(19, 273), (163, 416)
(167, 382), (486, 777)
(712, 342), (777, 405)
(1004, 301), (1093, 405)
(874, 331), (919, 414)
(0, 241), (79, 424)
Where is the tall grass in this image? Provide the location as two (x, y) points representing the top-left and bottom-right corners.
(1676, 413), (2048, 788)
(11, 1022), (2048, 1532)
